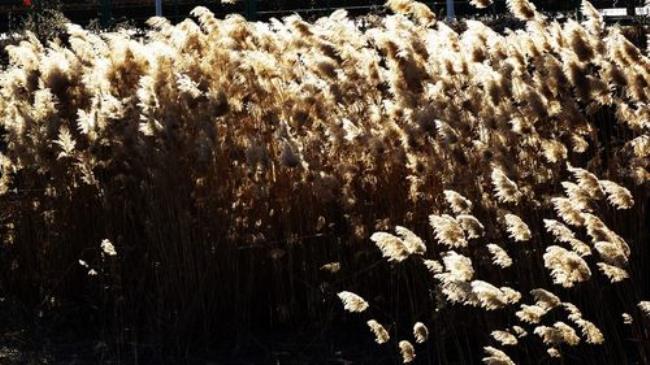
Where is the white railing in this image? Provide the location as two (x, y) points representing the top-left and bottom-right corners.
(600, 6), (650, 17)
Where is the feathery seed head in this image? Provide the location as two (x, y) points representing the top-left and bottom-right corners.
(337, 291), (369, 313)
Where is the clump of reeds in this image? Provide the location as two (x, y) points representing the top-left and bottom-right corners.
(0, 0), (648, 362)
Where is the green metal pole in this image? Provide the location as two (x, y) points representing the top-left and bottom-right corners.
(446, 0), (455, 21)
(100, 0), (111, 28)
(627, 0), (636, 17)
(245, 0), (256, 20)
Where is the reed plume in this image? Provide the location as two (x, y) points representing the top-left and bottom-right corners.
(337, 291), (369, 313)
(367, 319), (390, 344)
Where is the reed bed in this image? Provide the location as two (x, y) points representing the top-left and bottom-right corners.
(0, 0), (648, 363)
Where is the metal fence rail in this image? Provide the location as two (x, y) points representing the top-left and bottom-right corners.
(1, 0), (488, 30)
(2, 0), (637, 33)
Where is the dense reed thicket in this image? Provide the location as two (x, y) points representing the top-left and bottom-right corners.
(0, 0), (649, 363)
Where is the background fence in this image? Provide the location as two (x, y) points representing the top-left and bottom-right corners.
(0, 0), (599, 32)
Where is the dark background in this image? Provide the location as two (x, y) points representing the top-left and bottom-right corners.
(0, 1), (643, 33)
